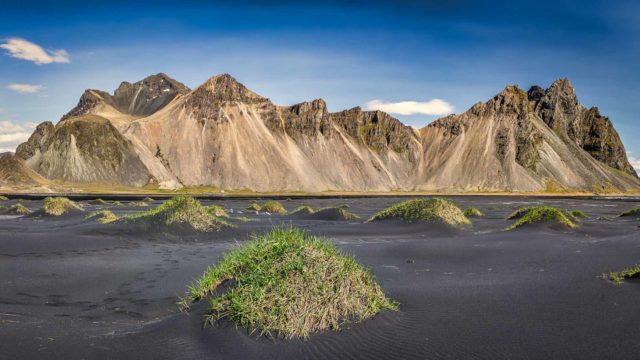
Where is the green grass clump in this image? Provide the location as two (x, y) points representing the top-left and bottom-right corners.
(245, 202), (262, 212)
(313, 206), (360, 221)
(126, 196), (232, 232)
(89, 198), (110, 205)
(85, 210), (118, 224)
(0, 196), (8, 201)
(608, 263), (640, 285)
(206, 205), (229, 218)
(505, 206), (576, 230)
(261, 201), (287, 214)
(42, 197), (83, 216)
(619, 208), (640, 217)
(112, 201), (123, 206)
(142, 197), (155, 203)
(179, 226), (396, 339)
(291, 205), (315, 215)
(8, 203), (31, 215)
(464, 207), (484, 217)
(368, 198), (471, 228)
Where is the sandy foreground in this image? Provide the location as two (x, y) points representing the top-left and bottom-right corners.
(1, 196), (639, 359)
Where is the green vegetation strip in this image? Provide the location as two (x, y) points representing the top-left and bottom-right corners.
(505, 206), (577, 230)
(609, 263), (640, 285)
(179, 226), (396, 339)
(42, 197), (83, 216)
(368, 198), (470, 227)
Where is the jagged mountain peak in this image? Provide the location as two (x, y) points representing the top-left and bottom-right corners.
(194, 73), (265, 102)
(288, 98), (328, 117)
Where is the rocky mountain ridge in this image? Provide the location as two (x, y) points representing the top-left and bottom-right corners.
(8, 73), (639, 193)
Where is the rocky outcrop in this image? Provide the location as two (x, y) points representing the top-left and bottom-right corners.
(21, 115), (150, 187)
(10, 73), (640, 193)
(528, 79), (635, 176)
(61, 73), (189, 121)
(0, 153), (51, 187)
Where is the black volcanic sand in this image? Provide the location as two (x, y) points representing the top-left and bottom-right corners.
(1, 196), (640, 359)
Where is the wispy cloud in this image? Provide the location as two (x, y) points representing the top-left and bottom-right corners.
(365, 99), (453, 116)
(0, 38), (70, 65)
(7, 84), (44, 94)
(0, 121), (36, 153)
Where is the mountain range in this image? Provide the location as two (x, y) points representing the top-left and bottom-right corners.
(3, 73), (638, 193)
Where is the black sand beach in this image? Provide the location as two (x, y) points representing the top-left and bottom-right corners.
(1, 196), (639, 359)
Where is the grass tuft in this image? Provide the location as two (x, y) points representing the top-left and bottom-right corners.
(245, 202), (262, 212)
(368, 198), (470, 228)
(505, 206), (576, 230)
(85, 210), (118, 224)
(89, 198), (110, 205)
(608, 263), (640, 285)
(0, 196), (9, 201)
(42, 197), (83, 216)
(179, 226), (396, 339)
(313, 206), (360, 221)
(291, 205), (315, 215)
(464, 207), (484, 217)
(142, 197), (155, 203)
(129, 201), (149, 207)
(261, 201), (287, 214)
(619, 208), (640, 218)
(125, 196), (233, 232)
(7, 203), (31, 215)
(206, 205), (229, 218)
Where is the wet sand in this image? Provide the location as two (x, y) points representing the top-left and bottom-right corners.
(1, 196), (639, 359)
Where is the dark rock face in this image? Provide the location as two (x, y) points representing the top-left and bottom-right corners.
(111, 73), (190, 116)
(15, 121), (55, 160)
(528, 79), (636, 176)
(61, 73), (189, 121)
(280, 99), (332, 137)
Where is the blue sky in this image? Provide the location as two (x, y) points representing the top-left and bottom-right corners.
(1, 0), (639, 169)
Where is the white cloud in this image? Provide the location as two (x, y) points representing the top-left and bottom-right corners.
(0, 38), (70, 65)
(7, 84), (44, 94)
(627, 153), (640, 173)
(365, 99), (454, 116)
(0, 121), (36, 153)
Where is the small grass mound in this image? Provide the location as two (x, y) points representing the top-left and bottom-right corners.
(464, 207), (484, 217)
(312, 206), (360, 221)
(619, 208), (640, 218)
(261, 201), (287, 214)
(7, 203), (31, 215)
(567, 210), (587, 220)
(86, 210), (118, 224)
(89, 198), (110, 205)
(608, 263), (640, 285)
(112, 201), (123, 206)
(0, 196), (8, 201)
(42, 197), (83, 216)
(126, 196), (232, 232)
(142, 197), (155, 203)
(179, 227), (396, 339)
(368, 198), (470, 228)
(206, 205), (229, 218)
(291, 205), (315, 215)
(505, 206), (576, 230)
(245, 202), (262, 212)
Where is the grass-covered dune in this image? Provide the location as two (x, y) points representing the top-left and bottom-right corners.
(125, 196), (232, 232)
(619, 208), (640, 218)
(1, 203), (31, 215)
(506, 206), (579, 230)
(261, 201), (287, 214)
(367, 198), (470, 228)
(290, 204), (359, 221)
(179, 226), (396, 339)
(85, 210), (118, 224)
(41, 197), (84, 216)
(206, 205), (229, 218)
(245, 202), (261, 212)
(464, 207), (484, 217)
(608, 262), (640, 285)
(290, 205), (315, 216)
(89, 198), (110, 206)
